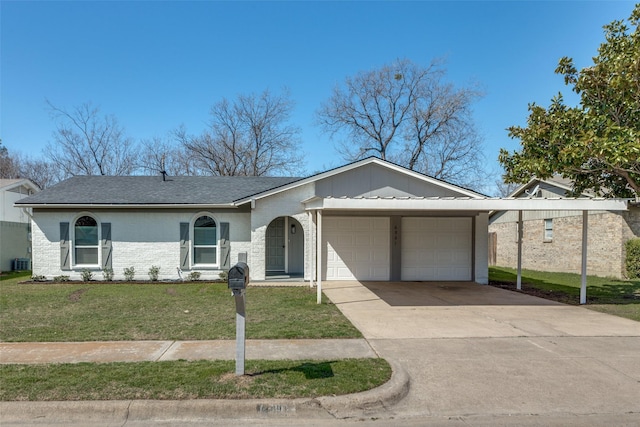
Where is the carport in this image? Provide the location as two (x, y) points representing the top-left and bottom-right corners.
(305, 196), (630, 304)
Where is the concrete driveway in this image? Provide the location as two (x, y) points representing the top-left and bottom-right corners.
(322, 281), (640, 424)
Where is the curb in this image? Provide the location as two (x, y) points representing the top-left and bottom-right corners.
(0, 359), (409, 424)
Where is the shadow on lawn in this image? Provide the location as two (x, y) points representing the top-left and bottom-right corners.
(489, 268), (640, 305)
(251, 361), (336, 379)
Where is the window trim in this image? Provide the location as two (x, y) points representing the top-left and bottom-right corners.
(190, 213), (219, 268)
(72, 212), (101, 267)
(543, 218), (553, 242)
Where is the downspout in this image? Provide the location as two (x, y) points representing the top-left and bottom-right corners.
(21, 207), (34, 221)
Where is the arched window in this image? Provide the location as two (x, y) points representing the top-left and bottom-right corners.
(193, 215), (217, 265)
(74, 215), (98, 265)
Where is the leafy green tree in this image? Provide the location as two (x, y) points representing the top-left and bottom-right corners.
(500, 5), (640, 198)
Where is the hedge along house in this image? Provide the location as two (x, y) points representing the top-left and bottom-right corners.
(16, 158), (630, 304)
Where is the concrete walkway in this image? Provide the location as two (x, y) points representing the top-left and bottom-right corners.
(0, 339), (377, 364)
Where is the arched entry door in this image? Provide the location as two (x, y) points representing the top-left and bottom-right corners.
(265, 217), (304, 278)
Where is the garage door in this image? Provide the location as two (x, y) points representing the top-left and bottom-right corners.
(324, 217), (390, 280)
(401, 217), (472, 281)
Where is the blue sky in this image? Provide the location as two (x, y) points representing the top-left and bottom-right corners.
(1, 1), (635, 190)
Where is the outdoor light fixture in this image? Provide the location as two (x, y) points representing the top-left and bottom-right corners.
(291, 223), (296, 234)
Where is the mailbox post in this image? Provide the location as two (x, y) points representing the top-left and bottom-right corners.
(228, 262), (249, 376)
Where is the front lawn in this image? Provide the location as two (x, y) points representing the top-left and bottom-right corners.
(0, 358), (391, 401)
(489, 267), (640, 321)
(0, 277), (361, 342)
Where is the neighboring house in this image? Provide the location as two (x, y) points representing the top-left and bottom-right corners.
(0, 179), (40, 272)
(14, 158), (631, 283)
(489, 176), (640, 279)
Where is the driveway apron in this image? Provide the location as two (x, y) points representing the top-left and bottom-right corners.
(322, 281), (640, 420)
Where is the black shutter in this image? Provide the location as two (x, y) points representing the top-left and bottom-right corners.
(180, 222), (189, 269)
(101, 223), (112, 269)
(220, 222), (230, 270)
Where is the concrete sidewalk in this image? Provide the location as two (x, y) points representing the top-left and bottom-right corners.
(0, 339), (377, 364)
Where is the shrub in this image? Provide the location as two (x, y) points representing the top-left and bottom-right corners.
(124, 267), (135, 281)
(188, 271), (201, 281)
(148, 265), (161, 281)
(218, 271), (228, 282)
(53, 275), (70, 282)
(80, 269), (93, 282)
(31, 275), (47, 282)
(625, 238), (640, 279)
(102, 268), (114, 281)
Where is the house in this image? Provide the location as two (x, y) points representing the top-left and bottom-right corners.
(15, 158), (630, 284)
(489, 176), (640, 279)
(0, 179), (40, 272)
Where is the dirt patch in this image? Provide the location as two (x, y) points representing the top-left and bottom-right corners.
(67, 288), (88, 302)
(488, 281), (581, 305)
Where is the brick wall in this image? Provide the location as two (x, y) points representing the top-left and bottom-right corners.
(250, 183), (315, 281)
(489, 211), (637, 278)
(31, 209), (250, 281)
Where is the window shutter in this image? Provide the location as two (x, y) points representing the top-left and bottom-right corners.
(220, 222), (230, 270)
(60, 222), (70, 271)
(101, 223), (112, 270)
(180, 222), (189, 269)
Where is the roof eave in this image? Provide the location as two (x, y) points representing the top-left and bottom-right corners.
(305, 197), (630, 212)
(16, 203), (238, 209)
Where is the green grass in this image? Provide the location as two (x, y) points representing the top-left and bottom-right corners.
(0, 270), (31, 281)
(0, 358), (391, 401)
(489, 266), (640, 321)
(0, 277), (361, 342)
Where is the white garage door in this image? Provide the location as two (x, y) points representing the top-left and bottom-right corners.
(323, 217), (390, 280)
(401, 217), (472, 281)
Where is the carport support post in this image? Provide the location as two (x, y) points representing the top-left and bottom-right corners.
(517, 210), (523, 290)
(580, 210), (588, 305)
(316, 210), (322, 304)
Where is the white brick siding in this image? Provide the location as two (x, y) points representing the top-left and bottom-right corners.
(250, 183), (315, 281)
(31, 209), (249, 281)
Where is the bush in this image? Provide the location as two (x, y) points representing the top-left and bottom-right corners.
(102, 268), (114, 281)
(218, 271), (228, 282)
(53, 275), (70, 282)
(80, 269), (93, 282)
(31, 275), (47, 282)
(124, 267), (135, 282)
(187, 271), (201, 281)
(148, 265), (161, 281)
(625, 238), (640, 279)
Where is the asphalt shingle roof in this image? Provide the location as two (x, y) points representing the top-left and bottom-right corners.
(16, 175), (302, 206)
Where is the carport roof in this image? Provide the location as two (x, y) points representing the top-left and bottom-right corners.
(303, 196), (630, 211)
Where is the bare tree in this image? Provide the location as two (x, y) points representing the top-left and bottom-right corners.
(494, 178), (521, 197)
(0, 140), (21, 179)
(138, 136), (200, 176)
(46, 101), (138, 177)
(180, 90), (304, 176)
(18, 156), (61, 189)
(317, 58), (486, 189)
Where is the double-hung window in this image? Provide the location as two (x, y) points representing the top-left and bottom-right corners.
(74, 215), (99, 265)
(543, 218), (553, 242)
(193, 215), (217, 265)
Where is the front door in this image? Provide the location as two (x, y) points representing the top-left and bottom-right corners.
(265, 217), (285, 272)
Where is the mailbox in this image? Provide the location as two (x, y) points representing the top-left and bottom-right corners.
(228, 262), (250, 290)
